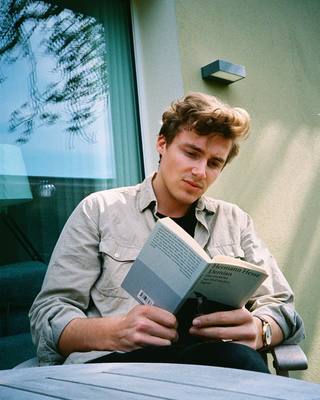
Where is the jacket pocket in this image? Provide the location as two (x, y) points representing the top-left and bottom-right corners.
(96, 240), (140, 299)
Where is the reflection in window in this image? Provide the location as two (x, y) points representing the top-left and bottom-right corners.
(0, 0), (115, 179)
(0, 0), (143, 265)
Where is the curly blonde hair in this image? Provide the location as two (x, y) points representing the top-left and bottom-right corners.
(159, 92), (250, 164)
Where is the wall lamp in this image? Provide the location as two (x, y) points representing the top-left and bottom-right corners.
(201, 59), (246, 84)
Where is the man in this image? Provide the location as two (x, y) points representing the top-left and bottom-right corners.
(30, 92), (304, 371)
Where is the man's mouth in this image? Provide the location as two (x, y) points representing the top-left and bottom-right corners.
(183, 179), (203, 190)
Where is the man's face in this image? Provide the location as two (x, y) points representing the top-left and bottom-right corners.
(153, 128), (233, 216)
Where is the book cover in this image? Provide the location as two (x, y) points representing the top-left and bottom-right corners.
(121, 217), (268, 313)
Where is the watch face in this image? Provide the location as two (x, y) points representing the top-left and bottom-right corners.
(264, 323), (272, 346)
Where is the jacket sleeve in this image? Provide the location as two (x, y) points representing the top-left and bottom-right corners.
(240, 211), (305, 344)
(29, 194), (102, 365)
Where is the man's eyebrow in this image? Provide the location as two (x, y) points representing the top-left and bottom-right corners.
(184, 143), (227, 164)
(184, 143), (203, 152)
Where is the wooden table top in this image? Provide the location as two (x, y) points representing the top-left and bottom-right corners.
(0, 362), (319, 399)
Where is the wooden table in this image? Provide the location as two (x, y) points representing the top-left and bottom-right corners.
(0, 362), (319, 399)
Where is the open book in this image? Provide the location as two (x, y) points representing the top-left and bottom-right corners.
(121, 217), (268, 314)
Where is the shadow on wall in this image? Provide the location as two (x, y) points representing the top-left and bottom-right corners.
(281, 163), (320, 371)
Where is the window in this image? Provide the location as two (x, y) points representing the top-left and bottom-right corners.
(0, 0), (144, 265)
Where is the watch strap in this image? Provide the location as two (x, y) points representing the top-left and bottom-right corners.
(255, 315), (272, 349)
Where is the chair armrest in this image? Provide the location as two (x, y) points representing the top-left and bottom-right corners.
(270, 344), (308, 374)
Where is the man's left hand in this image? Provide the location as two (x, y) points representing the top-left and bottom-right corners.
(189, 308), (260, 349)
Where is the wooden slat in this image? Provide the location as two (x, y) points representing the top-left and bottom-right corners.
(0, 363), (320, 400)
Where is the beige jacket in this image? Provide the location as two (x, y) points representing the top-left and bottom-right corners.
(29, 175), (305, 365)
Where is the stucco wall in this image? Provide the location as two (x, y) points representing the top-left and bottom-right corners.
(175, 0), (320, 382)
(132, 0), (320, 383)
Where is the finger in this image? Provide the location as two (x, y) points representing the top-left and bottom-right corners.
(132, 315), (178, 342)
(134, 332), (174, 348)
(145, 323), (178, 342)
(192, 308), (250, 328)
(189, 324), (255, 342)
(121, 333), (173, 351)
(139, 305), (178, 328)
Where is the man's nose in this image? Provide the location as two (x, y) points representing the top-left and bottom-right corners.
(191, 161), (206, 178)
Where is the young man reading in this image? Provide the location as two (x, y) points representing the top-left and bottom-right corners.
(30, 93), (304, 372)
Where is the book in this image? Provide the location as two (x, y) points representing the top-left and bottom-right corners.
(121, 217), (268, 315)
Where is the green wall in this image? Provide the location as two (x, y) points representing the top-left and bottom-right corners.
(175, 0), (320, 382)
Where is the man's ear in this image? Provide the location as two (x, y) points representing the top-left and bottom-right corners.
(156, 135), (167, 156)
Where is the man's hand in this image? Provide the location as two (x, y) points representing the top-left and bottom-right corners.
(189, 308), (260, 349)
(115, 304), (178, 351)
(189, 308), (284, 350)
(58, 305), (178, 357)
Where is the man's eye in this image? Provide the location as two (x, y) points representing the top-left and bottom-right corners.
(208, 161), (221, 169)
(185, 151), (197, 158)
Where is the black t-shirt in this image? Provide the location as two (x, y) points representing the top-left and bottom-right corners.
(156, 203), (197, 238)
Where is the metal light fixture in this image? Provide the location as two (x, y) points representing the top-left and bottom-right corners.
(38, 179), (56, 198)
(201, 59), (246, 84)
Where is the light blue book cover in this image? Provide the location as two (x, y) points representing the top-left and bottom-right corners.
(121, 218), (267, 313)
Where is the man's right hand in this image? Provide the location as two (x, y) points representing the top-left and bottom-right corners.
(115, 305), (178, 351)
(58, 305), (178, 357)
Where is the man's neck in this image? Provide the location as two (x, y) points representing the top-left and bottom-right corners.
(152, 174), (191, 217)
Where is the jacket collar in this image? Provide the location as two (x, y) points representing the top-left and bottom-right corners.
(196, 195), (216, 214)
(137, 174), (158, 212)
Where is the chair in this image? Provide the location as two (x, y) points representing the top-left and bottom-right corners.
(268, 344), (308, 377)
(0, 261), (47, 370)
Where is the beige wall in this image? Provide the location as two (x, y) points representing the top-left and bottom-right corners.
(175, 0), (320, 383)
(132, 0), (320, 383)
(131, 0), (184, 175)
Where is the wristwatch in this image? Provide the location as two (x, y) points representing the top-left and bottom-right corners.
(255, 316), (272, 349)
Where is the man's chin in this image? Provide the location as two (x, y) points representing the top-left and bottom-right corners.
(179, 192), (203, 205)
